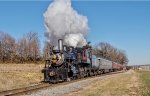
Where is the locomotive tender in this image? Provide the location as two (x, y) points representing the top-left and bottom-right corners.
(42, 39), (123, 83)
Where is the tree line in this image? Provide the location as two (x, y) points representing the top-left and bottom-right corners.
(0, 32), (128, 65)
(93, 42), (128, 65)
(0, 32), (41, 63)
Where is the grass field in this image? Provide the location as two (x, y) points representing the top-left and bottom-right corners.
(0, 64), (44, 91)
(66, 70), (142, 96)
(66, 70), (150, 96)
(137, 70), (150, 96)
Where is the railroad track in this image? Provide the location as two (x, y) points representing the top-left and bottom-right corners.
(0, 71), (125, 96)
(0, 83), (50, 96)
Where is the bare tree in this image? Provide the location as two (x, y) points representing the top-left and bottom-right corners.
(93, 42), (128, 65)
(0, 31), (42, 64)
(26, 32), (41, 63)
(43, 41), (53, 60)
(14, 32), (41, 63)
(16, 37), (27, 63)
(0, 32), (3, 62)
(17, 32), (41, 63)
(0, 32), (16, 63)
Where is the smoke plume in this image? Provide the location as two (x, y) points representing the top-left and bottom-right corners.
(44, 0), (89, 48)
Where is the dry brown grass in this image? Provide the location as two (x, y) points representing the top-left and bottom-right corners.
(0, 64), (43, 72)
(65, 70), (142, 96)
(0, 64), (44, 91)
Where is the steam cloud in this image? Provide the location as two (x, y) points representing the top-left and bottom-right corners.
(44, 0), (89, 48)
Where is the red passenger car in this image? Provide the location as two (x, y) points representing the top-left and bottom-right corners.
(112, 62), (123, 71)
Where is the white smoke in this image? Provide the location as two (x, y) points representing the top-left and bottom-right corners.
(44, 0), (89, 48)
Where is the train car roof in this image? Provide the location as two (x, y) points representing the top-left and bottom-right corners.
(97, 57), (111, 62)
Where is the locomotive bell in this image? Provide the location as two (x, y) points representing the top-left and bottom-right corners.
(58, 39), (63, 51)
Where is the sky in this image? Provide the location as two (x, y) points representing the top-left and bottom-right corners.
(0, 1), (150, 65)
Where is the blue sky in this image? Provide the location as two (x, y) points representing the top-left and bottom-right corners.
(0, 1), (150, 65)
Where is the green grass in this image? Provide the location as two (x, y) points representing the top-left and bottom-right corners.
(137, 70), (150, 96)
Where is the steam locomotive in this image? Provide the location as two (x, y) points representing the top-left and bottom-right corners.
(42, 39), (123, 83)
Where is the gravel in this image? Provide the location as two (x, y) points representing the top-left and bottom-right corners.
(25, 73), (122, 96)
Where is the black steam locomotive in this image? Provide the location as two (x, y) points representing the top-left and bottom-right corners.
(43, 39), (94, 83)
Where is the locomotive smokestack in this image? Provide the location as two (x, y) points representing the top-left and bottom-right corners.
(58, 39), (63, 51)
